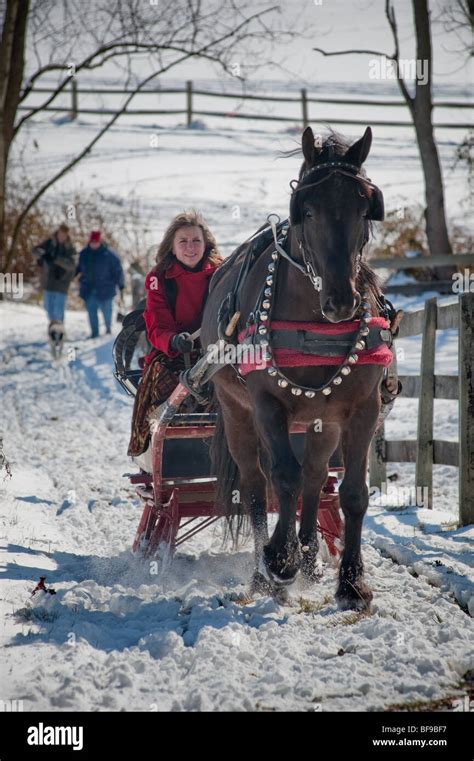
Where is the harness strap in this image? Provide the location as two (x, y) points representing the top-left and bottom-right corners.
(270, 325), (392, 355)
(268, 216), (306, 276)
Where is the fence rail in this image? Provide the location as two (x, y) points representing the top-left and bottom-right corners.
(372, 253), (474, 270)
(372, 254), (473, 296)
(369, 293), (474, 526)
(18, 80), (472, 129)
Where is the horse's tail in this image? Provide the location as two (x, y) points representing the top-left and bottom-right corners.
(209, 388), (250, 544)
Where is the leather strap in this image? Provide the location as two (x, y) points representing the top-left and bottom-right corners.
(270, 326), (392, 355)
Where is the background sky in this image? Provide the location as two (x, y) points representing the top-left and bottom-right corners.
(156, 0), (473, 92)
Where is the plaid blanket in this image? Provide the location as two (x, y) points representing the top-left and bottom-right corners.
(127, 352), (185, 457)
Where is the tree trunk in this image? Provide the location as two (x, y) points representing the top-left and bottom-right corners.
(413, 113), (453, 259)
(411, 0), (453, 278)
(0, 0), (29, 271)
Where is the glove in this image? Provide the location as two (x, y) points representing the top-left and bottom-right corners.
(170, 332), (194, 353)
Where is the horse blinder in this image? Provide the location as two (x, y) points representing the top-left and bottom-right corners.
(290, 179), (384, 225)
(367, 184), (384, 221)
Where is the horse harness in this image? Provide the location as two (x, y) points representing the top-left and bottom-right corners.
(233, 224), (395, 398)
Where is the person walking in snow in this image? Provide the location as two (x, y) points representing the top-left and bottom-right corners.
(127, 210), (222, 465)
(33, 224), (77, 326)
(77, 231), (125, 338)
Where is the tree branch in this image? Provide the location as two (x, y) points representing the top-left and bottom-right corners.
(313, 47), (394, 58)
(5, 5), (277, 269)
(385, 0), (414, 109)
(16, 2), (278, 133)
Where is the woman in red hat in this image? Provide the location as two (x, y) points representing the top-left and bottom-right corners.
(128, 210), (222, 462)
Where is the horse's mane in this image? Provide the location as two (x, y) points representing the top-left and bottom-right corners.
(302, 130), (351, 179)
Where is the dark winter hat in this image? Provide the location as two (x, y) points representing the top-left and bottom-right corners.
(89, 230), (102, 243)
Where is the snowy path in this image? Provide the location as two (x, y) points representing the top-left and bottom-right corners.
(1, 302), (473, 712)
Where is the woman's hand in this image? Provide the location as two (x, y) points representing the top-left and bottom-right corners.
(170, 332), (194, 353)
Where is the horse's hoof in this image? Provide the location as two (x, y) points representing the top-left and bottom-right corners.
(300, 561), (323, 584)
(250, 571), (274, 597)
(273, 585), (292, 605)
(263, 542), (301, 585)
(249, 572), (293, 605)
(335, 580), (373, 611)
(300, 544), (322, 583)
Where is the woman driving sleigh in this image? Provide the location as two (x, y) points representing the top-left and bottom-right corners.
(127, 210), (222, 470)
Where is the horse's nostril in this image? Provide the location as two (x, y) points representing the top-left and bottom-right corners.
(323, 297), (336, 315)
(323, 294), (359, 322)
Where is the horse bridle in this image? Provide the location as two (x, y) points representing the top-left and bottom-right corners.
(286, 160), (378, 289)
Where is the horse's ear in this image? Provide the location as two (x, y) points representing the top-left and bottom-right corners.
(302, 126), (316, 165)
(344, 126), (373, 167)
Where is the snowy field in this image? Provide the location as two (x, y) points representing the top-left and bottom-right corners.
(2, 97), (473, 712)
(13, 77), (472, 257)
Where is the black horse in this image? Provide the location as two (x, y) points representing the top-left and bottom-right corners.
(200, 126), (390, 610)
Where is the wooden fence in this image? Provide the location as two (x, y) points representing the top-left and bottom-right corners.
(18, 80), (472, 130)
(369, 293), (474, 526)
(370, 253), (474, 296)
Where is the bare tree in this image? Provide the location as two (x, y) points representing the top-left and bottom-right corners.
(314, 0), (456, 271)
(440, 0), (474, 58)
(0, 0), (29, 271)
(1, 0), (298, 272)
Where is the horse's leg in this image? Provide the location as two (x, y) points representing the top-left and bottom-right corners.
(252, 392), (302, 584)
(299, 424), (340, 581)
(214, 384), (270, 593)
(336, 398), (380, 611)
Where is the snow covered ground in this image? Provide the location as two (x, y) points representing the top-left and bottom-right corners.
(0, 299), (472, 713)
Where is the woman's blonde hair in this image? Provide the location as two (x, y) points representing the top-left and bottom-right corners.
(155, 210), (221, 273)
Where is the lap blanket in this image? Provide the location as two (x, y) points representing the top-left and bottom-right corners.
(127, 353), (183, 457)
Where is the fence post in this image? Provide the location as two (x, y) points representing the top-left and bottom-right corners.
(71, 78), (78, 119)
(459, 292), (474, 526)
(416, 297), (437, 508)
(301, 88), (308, 128)
(369, 422), (386, 490)
(186, 80), (193, 127)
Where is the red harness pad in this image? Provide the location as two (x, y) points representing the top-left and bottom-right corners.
(237, 317), (393, 376)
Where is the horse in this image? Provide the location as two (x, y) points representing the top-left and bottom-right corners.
(200, 126), (391, 610)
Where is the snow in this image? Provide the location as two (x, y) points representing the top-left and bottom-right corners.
(1, 299), (473, 712)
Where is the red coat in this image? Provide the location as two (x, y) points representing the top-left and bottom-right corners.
(144, 257), (221, 363)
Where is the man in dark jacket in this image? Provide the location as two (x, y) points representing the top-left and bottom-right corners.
(33, 224), (76, 323)
(77, 231), (125, 338)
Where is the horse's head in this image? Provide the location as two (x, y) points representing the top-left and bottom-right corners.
(290, 126), (384, 323)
